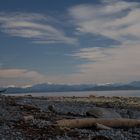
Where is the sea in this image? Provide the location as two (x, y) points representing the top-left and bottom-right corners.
(4, 90), (140, 97)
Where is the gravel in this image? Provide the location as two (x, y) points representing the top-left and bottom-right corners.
(0, 95), (140, 140)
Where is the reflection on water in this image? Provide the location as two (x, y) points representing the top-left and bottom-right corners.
(5, 90), (140, 97)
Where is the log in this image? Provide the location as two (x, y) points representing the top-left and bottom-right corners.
(56, 118), (140, 128)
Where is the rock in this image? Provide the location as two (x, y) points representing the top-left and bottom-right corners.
(89, 95), (96, 98)
(48, 105), (56, 113)
(86, 107), (121, 118)
(95, 123), (112, 130)
(19, 104), (40, 112)
(23, 115), (34, 123)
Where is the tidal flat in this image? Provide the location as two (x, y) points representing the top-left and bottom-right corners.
(0, 95), (140, 140)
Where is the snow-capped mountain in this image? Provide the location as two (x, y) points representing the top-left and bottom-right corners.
(1, 81), (140, 93)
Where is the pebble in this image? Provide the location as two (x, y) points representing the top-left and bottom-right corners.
(0, 96), (140, 140)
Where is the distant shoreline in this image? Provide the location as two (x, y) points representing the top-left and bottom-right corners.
(3, 90), (140, 97)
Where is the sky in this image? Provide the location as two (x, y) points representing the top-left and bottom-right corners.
(0, 0), (140, 87)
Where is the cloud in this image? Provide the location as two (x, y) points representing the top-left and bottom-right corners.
(58, 0), (140, 83)
(0, 69), (47, 86)
(0, 12), (77, 45)
(45, 42), (140, 84)
(72, 47), (111, 62)
(68, 0), (140, 42)
(1, 1), (140, 85)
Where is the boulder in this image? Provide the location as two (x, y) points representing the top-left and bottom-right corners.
(86, 107), (121, 118)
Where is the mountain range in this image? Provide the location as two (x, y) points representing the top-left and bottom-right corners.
(1, 81), (140, 93)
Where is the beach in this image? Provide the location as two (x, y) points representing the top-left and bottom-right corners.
(0, 95), (140, 140)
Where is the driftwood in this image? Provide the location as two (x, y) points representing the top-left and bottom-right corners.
(56, 118), (140, 128)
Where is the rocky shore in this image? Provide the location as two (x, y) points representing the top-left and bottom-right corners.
(0, 94), (140, 140)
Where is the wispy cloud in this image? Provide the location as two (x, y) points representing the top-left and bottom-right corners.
(70, 42), (140, 83)
(69, 0), (140, 42)
(0, 12), (77, 44)
(63, 0), (140, 83)
(72, 47), (111, 62)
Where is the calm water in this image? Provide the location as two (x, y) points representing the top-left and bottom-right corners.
(5, 90), (140, 97)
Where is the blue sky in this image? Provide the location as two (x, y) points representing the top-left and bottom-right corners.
(0, 0), (140, 87)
